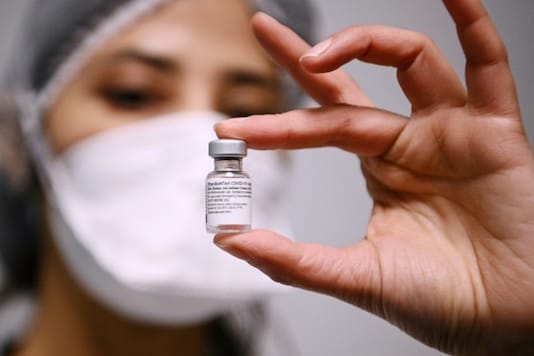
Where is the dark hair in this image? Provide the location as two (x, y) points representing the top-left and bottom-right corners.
(0, 95), (39, 289)
(207, 316), (257, 356)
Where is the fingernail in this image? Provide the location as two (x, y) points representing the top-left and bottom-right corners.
(213, 233), (236, 250)
(254, 11), (276, 23)
(213, 233), (246, 255)
(228, 116), (252, 122)
(218, 117), (251, 127)
(214, 234), (258, 264)
(214, 118), (244, 132)
(302, 38), (332, 58)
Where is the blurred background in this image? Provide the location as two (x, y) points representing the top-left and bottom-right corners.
(1, 1), (533, 355)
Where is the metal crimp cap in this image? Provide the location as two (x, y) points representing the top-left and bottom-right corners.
(209, 139), (247, 158)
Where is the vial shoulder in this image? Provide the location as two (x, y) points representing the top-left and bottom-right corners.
(206, 171), (250, 179)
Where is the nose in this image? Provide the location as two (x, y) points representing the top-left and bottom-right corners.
(177, 77), (217, 112)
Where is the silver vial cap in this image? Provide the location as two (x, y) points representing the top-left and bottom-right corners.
(209, 139), (247, 158)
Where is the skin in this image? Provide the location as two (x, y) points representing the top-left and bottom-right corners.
(16, 0), (282, 355)
(214, 1), (534, 355)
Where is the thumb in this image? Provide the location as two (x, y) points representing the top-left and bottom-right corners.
(214, 230), (382, 306)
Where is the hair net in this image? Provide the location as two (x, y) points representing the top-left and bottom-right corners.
(10, 0), (315, 111)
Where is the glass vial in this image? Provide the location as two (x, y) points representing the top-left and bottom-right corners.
(206, 139), (251, 233)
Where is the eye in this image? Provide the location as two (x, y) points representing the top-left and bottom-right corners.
(222, 97), (279, 118)
(224, 105), (279, 118)
(101, 87), (163, 111)
(226, 109), (257, 118)
(221, 87), (282, 118)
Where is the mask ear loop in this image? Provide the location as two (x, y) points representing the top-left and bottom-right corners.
(12, 90), (78, 244)
(14, 91), (53, 196)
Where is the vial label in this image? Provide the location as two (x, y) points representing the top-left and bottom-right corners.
(206, 177), (252, 228)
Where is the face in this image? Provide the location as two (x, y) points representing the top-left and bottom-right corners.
(46, 0), (283, 153)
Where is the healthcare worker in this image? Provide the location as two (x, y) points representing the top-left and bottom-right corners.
(0, 0), (314, 355)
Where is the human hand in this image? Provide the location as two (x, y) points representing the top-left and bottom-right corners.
(214, 1), (534, 354)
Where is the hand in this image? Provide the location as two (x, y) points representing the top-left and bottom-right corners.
(214, 1), (534, 354)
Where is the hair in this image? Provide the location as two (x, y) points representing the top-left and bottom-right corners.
(0, 95), (39, 289)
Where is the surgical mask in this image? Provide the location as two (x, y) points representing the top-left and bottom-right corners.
(42, 111), (292, 325)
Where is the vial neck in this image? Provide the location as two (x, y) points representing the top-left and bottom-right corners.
(214, 158), (242, 172)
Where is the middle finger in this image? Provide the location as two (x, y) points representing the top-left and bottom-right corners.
(252, 12), (373, 107)
(301, 26), (467, 113)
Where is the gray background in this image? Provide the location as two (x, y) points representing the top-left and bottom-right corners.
(1, 1), (533, 355)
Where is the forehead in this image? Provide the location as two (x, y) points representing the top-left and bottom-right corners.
(89, 0), (273, 74)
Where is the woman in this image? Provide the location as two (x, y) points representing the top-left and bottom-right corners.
(0, 0), (314, 355)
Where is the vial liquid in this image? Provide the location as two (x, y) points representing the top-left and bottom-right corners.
(206, 139), (251, 233)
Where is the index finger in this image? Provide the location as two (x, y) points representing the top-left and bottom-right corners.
(215, 105), (406, 157)
(443, 0), (520, 116)
(252, 12), (373, 107)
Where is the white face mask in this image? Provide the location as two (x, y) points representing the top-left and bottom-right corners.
(42, 111), (293, 325)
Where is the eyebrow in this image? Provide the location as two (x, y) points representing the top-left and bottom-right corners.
(103, 49), (278, 89)
(104, 49), (177, 73)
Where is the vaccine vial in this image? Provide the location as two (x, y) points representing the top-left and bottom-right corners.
(206, 139), (251, 233)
